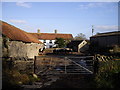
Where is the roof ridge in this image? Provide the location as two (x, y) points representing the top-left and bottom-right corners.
(30, 32), (73, 40)
(1, 21), (42, 44)
(30, 32), (72, 35)
(91, 31), (120, 38)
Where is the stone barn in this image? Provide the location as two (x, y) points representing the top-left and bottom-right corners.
(1, 20), (44, 59)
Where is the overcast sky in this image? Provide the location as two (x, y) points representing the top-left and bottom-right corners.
(2, 2), (118, 39)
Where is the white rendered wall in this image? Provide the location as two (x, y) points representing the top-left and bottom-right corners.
(39, 40), (56, 48)
(78, 40), (88, 52)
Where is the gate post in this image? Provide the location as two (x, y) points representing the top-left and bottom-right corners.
(93, 54), (99, 74)
(65, 57), (67, 74)
(34, 56), (37, 74)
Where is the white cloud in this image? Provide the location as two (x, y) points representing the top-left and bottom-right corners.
(9, 19), (27, 24)
(78, 3), (104, 10)
(16, 2), (31, 8)
(95, 25), (118, 31)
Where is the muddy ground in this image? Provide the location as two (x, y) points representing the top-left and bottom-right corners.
(42, 74), (96, 88)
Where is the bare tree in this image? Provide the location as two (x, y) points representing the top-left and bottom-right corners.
(74, 33), (86, 40)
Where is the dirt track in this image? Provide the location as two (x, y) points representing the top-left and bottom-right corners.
(42, 74), (95, 88)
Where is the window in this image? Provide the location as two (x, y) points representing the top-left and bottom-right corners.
(43, 40), (46, 43)
(49, 45), (52, 48)
(49, 40), (52, 43)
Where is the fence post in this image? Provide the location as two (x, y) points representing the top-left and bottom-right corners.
(65, 57), (67, 74)
(50, 57), (52, 69)
(34, 56), (37, 74)
(93, 55), (96, 74)
(93, 54), (99, 74)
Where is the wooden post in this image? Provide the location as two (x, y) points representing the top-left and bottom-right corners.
(50, 57), (52, 69)
(65, 57), (67, 74)
(93, 54), (99, 74)
(34, 56), (37, 74)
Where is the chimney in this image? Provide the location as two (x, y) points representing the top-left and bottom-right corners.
(55, 29), (57, 33)
(37, 29), (40, 33)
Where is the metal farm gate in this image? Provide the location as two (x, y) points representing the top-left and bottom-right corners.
(34, 56), (94, 75)
(66, 56), (94, 74)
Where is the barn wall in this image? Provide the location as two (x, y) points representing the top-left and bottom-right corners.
(90, 35), (120, 48)
(8, 41), (44, 59)
(90, 34), (120, 53)
(2, 36), (44, 59)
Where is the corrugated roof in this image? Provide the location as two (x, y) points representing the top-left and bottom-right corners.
(0, 21), (42, 43)
(30, 33), (73, 40)
(91, 31), (120, 38)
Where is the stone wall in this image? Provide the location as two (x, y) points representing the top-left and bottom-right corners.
(2, 36), (44, 59)
(8, 41), (44, 59)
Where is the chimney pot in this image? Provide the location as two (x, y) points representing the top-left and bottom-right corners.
(55, 29), (57, 33)
(37, 29), (40, 33)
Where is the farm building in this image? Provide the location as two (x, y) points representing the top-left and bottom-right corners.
(30, 29), (73, 48)
(1, 21), (44, 59)
(67, 40), (89, 53)
(90, 31), (120, 52)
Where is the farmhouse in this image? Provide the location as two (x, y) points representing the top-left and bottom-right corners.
(90, 31), (120, 52)
(30, 29), (73, 48)
(1, 21), (44, 59)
